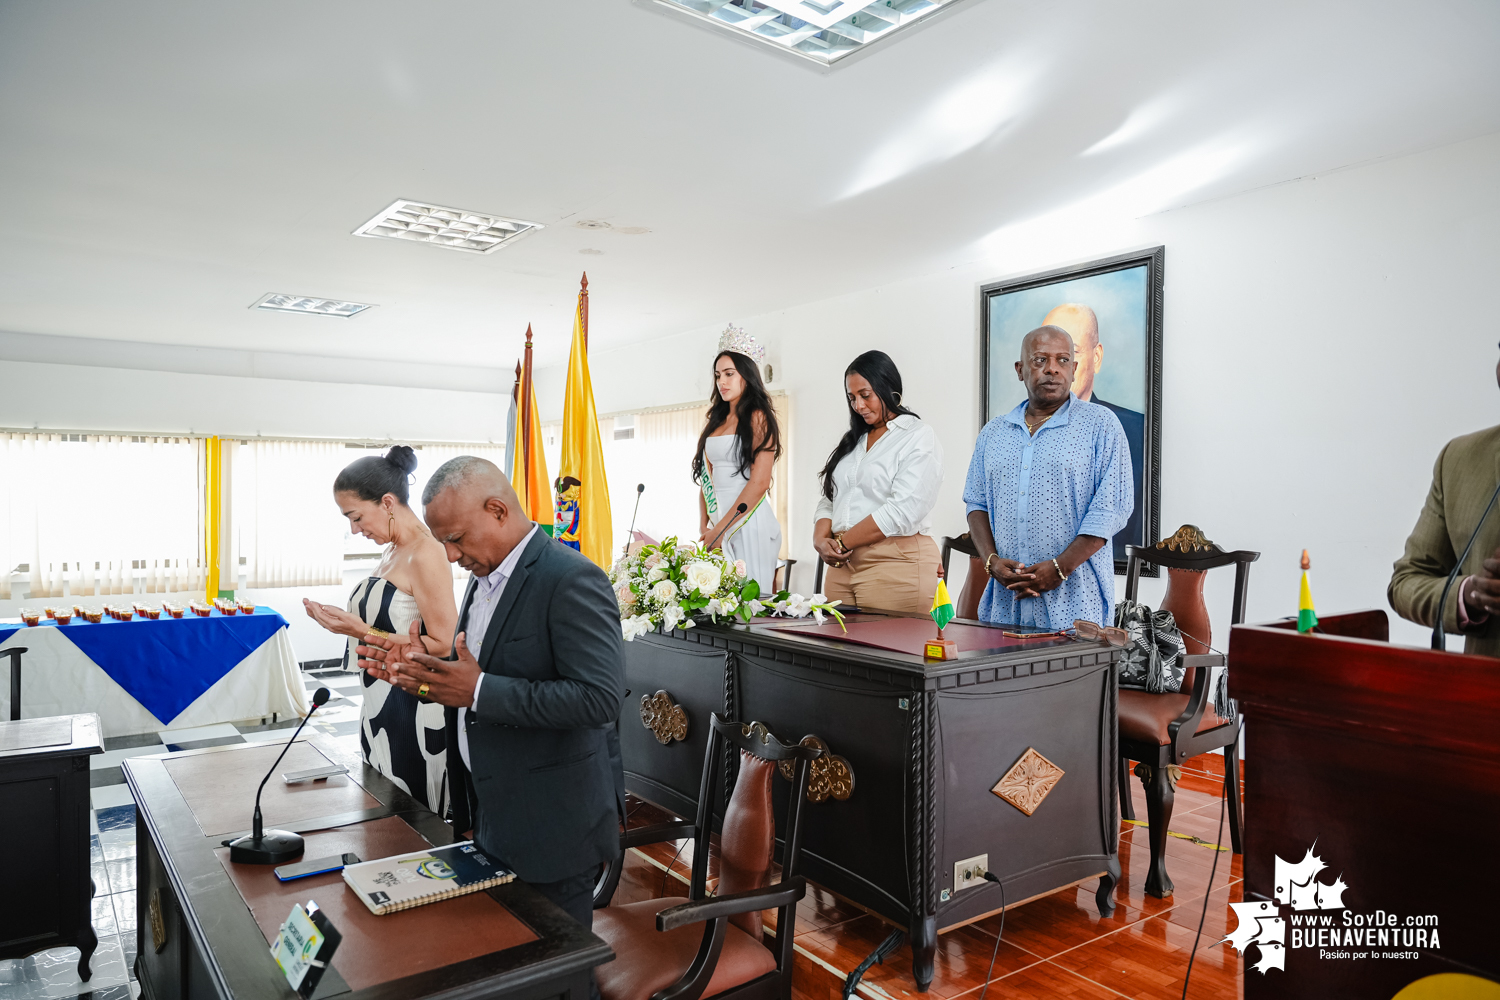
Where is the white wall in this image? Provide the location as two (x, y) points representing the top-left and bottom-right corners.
(540, 131), (1500, 651)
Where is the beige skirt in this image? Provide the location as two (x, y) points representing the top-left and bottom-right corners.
(821, 533), (941, 614)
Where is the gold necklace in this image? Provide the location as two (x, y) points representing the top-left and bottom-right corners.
(1024, 409), (1054, 435)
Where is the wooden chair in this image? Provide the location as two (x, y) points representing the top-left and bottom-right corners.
(592, 713), (823, 1000)
(5, 647), (24, 720)
(773, 558), (795, 595)
(1119, 525), (1259, 898)
(939, 533), (984, 620)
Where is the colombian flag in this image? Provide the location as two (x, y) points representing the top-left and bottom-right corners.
(555, 288), (612, 567)
(1297, 549), (1318, 634)
(931, 578), (955, 633)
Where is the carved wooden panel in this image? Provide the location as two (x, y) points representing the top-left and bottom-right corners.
(991, 747), (1065, 816)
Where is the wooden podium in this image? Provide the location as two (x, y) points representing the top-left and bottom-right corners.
(1229, 610), (1500, 998)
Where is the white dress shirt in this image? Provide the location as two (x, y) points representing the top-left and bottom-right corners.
(812, 414), (944, 537)
(457, 524), (538, 772)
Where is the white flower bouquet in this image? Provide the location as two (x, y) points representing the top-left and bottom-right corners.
(609, 536), (845, 641)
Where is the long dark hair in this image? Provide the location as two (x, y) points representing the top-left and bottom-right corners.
(692, 351), (782, 483)
(334, 445), (418, 505)
(819, 350), (918, 501)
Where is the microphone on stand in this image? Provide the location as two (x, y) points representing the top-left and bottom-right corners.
(226, 687), (331, 863)
(623, 483), (645, 559)
(706, 503), (749, 553)
(1432, 478), (1500, 650)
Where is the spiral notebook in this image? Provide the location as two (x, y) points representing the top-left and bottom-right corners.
(342, 841), (514, 915)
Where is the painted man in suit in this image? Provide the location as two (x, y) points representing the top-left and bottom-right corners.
(1389, 347), (1500, 657)
(1044, 302), (1146, 563)
(358, 456), (625, 939)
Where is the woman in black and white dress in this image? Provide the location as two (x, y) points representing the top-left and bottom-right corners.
(303, 446), (457, 813)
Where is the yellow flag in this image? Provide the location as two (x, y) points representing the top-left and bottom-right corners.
(510, 327), (553, 525)
(554, 295), (612, 566)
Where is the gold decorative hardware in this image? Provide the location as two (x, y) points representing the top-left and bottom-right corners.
(148, 888), (168, 953)
(640, 690), (688, 745)
(738, 720), (774, 746)
(778, 735), (855, 803)
(1157, 525), (1213, 552)
(991, 748), (1065, 816)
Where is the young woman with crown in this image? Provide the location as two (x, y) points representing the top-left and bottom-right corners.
(692, 326), (784, 597)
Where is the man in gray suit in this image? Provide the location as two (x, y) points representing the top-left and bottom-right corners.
(358, 456), (625, 933)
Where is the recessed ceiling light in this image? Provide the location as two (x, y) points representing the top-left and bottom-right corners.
(575, 220), (613, 230)
(580, 248), (605, 255)
(353, 199), (544, 254)
(250, 293), (374, 318)
(647, 0), (972, 66)
(616, 226), (651, 235)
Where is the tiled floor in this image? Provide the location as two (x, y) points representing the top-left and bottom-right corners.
(0, 669), (364, 1000)
(2, 672), (1246, 1000)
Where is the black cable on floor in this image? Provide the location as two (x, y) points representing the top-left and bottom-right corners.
(977, 872), (1007, 1000)
(1180, 780), (1229, 999)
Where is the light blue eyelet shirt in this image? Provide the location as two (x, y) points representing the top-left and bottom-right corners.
(962, 396), (1133, 629)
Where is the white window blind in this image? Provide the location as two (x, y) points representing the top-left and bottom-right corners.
(0, 433), (204, 599)
(233, 439), (346, 589)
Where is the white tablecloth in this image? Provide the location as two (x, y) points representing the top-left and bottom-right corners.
(0, 624), (311, 737)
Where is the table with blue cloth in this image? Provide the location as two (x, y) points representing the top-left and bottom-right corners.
(0, 608), (310, 737)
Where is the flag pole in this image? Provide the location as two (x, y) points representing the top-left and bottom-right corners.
(580, 272), (589, 351)
(522, 325), (535, 509)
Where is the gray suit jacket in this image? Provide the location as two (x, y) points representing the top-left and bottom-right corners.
(1388, 424), (1500, 657)
(445, 528), (626, 883)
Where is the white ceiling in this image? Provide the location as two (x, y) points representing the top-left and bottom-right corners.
(1, 0), (1497, 371)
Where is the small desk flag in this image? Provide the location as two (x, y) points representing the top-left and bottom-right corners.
(1297, 549), (1318, 634)
(931, 579), (955, 633)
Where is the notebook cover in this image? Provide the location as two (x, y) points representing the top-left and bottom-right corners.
(343, 841), (515, 914)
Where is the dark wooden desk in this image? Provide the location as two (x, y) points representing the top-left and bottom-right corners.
(1231, 610), (1500, 998)
(0, 713), (103, 980)
(620, 612), (1121, 992)
(123, 733), (612, 1000)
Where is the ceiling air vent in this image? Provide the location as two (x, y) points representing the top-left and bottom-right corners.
(250, 293), (374, 317)
(353, 199), (544, 254)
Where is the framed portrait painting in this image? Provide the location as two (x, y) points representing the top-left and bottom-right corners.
(980, 246), (1164, 575)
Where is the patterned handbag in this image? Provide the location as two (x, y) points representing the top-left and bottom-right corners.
(1113, 600), (1187, 694)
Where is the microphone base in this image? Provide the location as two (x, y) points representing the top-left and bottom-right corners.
(227, 829), (304, 864)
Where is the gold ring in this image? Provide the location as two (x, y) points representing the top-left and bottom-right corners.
(417, 683), (430, 699)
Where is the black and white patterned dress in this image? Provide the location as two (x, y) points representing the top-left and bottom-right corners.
(343, 576), (447, 814)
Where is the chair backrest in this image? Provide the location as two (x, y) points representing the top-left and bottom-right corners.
(692, 715), (822, 938)
(939, 532), (979, 581)
(1123, 525), (1260, 693)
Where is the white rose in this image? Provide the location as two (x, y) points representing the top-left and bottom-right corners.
(651, 579), (677, 603)
(647, 566), (667, 583)
(734, 559), (747, 578)
(682, 560), (722, 596)
(621, 614), (654, 641)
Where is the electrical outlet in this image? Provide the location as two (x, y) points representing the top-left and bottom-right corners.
(952, 853), (989, 893)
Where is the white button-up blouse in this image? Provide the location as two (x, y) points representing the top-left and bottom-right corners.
(812, 414), (944, 538)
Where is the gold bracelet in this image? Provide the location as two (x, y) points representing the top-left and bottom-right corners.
(1052, 558), (1069, 583)
(834, 532), (850, 554)
(365, 626), (391, 639)
(984, 552), (998, 574)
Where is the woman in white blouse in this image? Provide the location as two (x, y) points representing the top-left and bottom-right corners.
(813, 350), (944, 613)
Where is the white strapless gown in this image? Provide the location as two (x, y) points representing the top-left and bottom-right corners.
(703, 434), (782, 596)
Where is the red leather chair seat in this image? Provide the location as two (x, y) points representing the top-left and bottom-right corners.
(594, 897), (777, 1000)
(1118, 689), (1229, 746)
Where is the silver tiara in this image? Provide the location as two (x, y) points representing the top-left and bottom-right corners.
(717, 324), (765, 364)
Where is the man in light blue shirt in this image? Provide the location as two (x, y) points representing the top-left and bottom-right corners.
(964, 325), (1133, 629)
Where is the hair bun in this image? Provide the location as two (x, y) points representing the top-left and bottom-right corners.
(385, 445), (418, 475)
